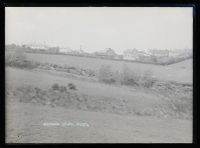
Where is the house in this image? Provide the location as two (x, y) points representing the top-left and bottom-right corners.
(59, 47), (73, 53)
(148, 49), (169, 57)
(94, 48), (117, 59)
(27, 43), (49, 50)
(123, 49), (140, 60)
(168, 49), (192, 58)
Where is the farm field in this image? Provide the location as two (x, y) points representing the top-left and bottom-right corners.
(25, 53), (192, 84)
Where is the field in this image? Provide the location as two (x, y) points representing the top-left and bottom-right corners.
(25, 53), (192, 83)
(6, 101), (192, 143)
(5, 52), (193, 143)
(5, 67), (170, 115)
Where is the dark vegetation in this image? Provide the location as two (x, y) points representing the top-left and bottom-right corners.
(6, 82), (192, 120)
(98, 64), (156, 88)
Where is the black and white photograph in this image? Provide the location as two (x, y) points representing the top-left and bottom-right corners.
(5, 6), (193, 143)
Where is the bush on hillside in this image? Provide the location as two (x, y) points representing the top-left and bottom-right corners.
(59, 86), (67, 92)
(140, 70), (156, 88)
(98, 65), (116, 84)
(119, 64), (141, 86)
(68, 83), (77, 90)
(52, 83), (60, 91)
(5, 48), (26, 63)
(5, 49), (39, 69)
(97, 64), (157, 88)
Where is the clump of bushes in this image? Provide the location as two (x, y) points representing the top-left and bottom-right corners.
(5, 49), (39, 69)
(52, 83), (77, 91)
(52, 83), (60, 91)
(98, 65), (116, 84)
(98, 64), (156, 88)
(68, 83), (77, 90)
(140, 70), (157, 88)
(119, 64), (141, 86)
(5, 49), (26, 64)
(6, 58), (39, 69)
(59, 86), (67, 92)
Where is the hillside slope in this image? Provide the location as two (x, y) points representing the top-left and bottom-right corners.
(167, 59), (192, 70)
(25, 53), (192, 83)
(6, 101), (192, 143)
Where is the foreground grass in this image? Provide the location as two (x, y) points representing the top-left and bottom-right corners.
(6, 100), (192, 143)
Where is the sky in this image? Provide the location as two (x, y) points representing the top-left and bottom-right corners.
(5, 7), (193, 54)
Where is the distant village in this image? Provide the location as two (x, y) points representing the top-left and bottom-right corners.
(6, 43), (192, 65)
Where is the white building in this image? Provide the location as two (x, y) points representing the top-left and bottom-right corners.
(59, 47), (73, 53)
(123, 49), (140, 60)
(169, 49), (192, 58)
(26, 43), (49, 50)
(148, 49), (169, 57)
(94, 48), (117, 58)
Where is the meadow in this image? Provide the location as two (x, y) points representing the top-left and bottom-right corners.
(25, 53), (192, 84)
(5, 51), (193, 143)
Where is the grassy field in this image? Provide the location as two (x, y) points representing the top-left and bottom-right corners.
(6, 67), (192, 143)
(25, 53), (192, 83)
(5, 52), (193, 143)
(168, 59), (193, 70)
(6, 67), (166, 113)
(6, 101), (192, 143)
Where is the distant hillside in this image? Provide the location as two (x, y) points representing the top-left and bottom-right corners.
(167, 59), (192, 70)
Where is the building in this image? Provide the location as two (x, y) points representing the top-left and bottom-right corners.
(148, 49), (169, 57)
(26, 43), (49, 50)
(168, 49), (192, 58)
(94, 48), (117, 59)
(59, 47), (73, 53)
(123, 49), (140, 60)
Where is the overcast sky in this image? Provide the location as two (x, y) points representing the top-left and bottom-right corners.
(5, 7), (193, 54)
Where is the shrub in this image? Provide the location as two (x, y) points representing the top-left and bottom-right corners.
(97, 64), (157, 88)
(59, 86), (67, 92)
(5, 48), (26, 63)
(52, 83), (59, 90)
(5, 49), (40, 69)
(53, 64), (58, 69)
(119, 64), (141, 86)
(167, 95), (192, 117)
(140, 70), (156, 88)
(68, 83), (77, 90)
(98, 65), (116, 84)
(112, 70), (121, 84)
